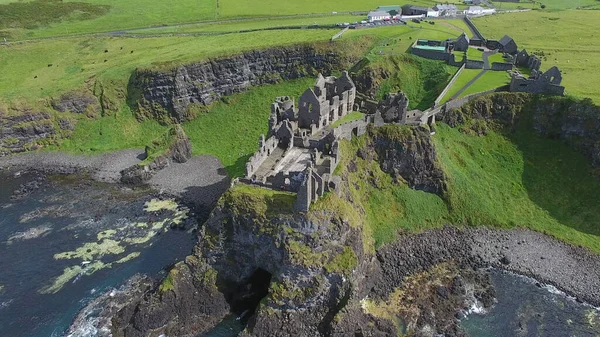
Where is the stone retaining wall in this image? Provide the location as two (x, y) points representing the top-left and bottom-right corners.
(434, 64), (466, 106)
(466, 60), (484, 69)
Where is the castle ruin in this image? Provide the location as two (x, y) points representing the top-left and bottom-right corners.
(243, 72), (413, 211)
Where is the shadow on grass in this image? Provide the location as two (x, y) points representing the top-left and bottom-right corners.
(511, 129), (600, 238)
(225, 154), (251, 179)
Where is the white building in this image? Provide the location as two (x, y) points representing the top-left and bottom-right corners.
(367, 10), (391, 22)
(465, 5), (496, 15)
(433, 4), (458, 16)
(427, 8), (440, 17)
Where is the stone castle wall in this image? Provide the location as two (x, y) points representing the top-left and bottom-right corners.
(410, 47), (450, 61)
(466, 59), (484, 69)
(491, 62), (513, 71)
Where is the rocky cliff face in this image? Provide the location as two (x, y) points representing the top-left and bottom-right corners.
(0, 87), (105, 155)
(442, 93), (600, 168)
(111, 124), (494, 337)
(0, 106), (75, 155)
(360, 125), (447, 196)
(129, 41), (368, 124)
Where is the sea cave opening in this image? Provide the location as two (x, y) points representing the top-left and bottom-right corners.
(229, 268), (272, 321)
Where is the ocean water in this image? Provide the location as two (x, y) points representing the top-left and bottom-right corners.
(462, 269), (600, 336)
(2, 172), (599, 337)
(0, 172), (196, 337)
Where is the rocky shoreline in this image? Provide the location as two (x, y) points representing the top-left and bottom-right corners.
(0, 149), (230, 213)
(376, 226), (600, 308)
(2, 152), (599, 336)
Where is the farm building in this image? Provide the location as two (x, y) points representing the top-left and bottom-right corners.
(465, 6), (496, 15)
(410, 39), (450, 60)
(464, 0), (483, 4)
(433, 4), (459, 16)
(427, 8), (440, 17)
(402, 5), (430, 16)
(499, 35), (518, 54)
(454, 33), (470, 51)
(367, 10), (392, 22)
(375, 5), (402, 15)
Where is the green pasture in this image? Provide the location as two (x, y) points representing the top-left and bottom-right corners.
(467, 47), (483, 61)
(458, 70), (510, 97)
(183, 78), (314, 177)
(333, 120), (600, 252)
(0, 29), (335, 101)
(491, 0), (600, 10)
(439, 69), (481, 103)
(473, 10), (600, 103)
(132, 15), (359, 35)
(0, 0), (466, 40)
(0, 0), (217, 40)
(344, 19), (467, 56)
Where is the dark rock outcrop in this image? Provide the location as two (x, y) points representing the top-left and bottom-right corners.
(120, 125), (192, 184)
(111, 258), (229, 337)
(51, 90), (100, 116)
(129, 41), (369, 124)
(0, 106), (75, 155)
(365, 125), (447, 196)
(112, 184), (374, 337)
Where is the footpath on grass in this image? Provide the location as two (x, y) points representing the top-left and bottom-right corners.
(449, 70), (487, 100)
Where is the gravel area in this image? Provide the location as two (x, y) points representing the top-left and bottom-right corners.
(149, 155), (230, 214)
(0, 149), (145, 182)
(0, 151), (231, 215)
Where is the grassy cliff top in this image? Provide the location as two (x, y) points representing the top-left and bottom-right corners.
(322, 95), (600, 253)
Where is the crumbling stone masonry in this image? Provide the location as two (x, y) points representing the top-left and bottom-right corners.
(515, 49), (541, 72)
(242, 73), (417, 212)
(243, 72), (361, 211)
(510, 66), (565, 96)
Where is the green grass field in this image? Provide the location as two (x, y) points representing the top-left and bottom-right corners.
(344, 20), (468, 55)
(332, 121), (600, 252)
(440, 69), (482, 103)
(48, 105), (167, 153)
(0, 0), (466, 40)
(491, 0), (600, 10)
(0, 29), (335, 101)
(132, 15), (359, 35)
(487, 51), (506, 64)
(473, 10), (600, 103)
(0, 0), (217, 40)
(352, 54), (454, 110)
(458, 70), (510, 97)
(467, 47), (483, 61)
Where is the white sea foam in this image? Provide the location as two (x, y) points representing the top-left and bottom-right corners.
(0, 299), (14, 310)
(465, 300), (487, 315)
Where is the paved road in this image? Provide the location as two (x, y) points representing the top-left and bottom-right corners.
(482, 50), (494, 69)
